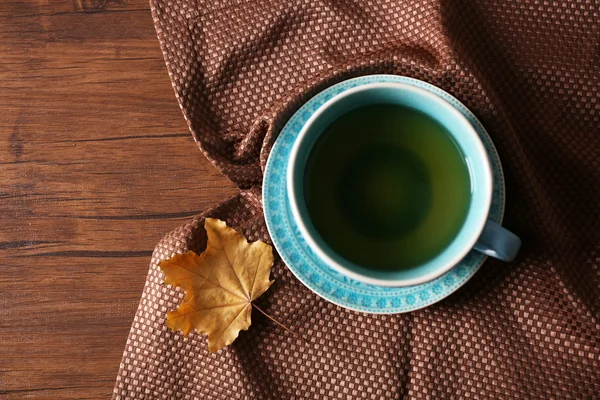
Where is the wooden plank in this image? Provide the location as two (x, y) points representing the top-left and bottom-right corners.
(0, 0), (239, 397)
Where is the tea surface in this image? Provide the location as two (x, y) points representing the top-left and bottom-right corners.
(304, 104), (471, 270)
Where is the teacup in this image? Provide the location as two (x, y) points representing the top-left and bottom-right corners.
(287, 81), (521, 287)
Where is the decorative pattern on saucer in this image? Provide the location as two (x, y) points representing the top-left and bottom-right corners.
(263, 75), (505, 313)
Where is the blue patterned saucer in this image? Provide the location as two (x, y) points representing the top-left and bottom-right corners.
(263, 75), (505, 313)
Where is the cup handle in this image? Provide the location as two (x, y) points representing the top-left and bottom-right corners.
(473, 220), (521, 262)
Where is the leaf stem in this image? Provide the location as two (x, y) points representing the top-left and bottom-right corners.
(251, 303), (296, 336)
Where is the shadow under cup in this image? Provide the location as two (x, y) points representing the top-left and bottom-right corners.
(287, 83), (493, 287)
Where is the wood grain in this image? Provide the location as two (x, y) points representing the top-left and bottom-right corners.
(0, 0), (238, 398)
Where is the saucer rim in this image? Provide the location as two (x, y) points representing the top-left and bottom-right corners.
(263, 74), (505, 314)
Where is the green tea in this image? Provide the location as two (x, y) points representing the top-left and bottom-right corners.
(304, 104), (471, 271)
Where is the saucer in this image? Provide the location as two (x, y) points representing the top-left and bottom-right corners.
(263, 75), (505, 313)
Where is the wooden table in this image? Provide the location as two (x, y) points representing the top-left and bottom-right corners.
(0, 1), (237, 398)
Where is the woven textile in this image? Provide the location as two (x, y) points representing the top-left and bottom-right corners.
(113, 0), (600, 398)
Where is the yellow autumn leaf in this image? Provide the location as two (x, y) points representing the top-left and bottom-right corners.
(159, 218), (274, 352)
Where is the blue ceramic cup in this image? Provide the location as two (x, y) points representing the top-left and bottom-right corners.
(287, 82), (521, 287)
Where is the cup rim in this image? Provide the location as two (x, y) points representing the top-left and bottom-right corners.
(287, 81), (493, 287)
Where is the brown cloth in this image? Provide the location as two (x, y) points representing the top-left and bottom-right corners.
(113, 0), (600, 398)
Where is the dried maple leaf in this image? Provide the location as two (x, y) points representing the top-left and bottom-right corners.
(159, 218), (274, 352)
